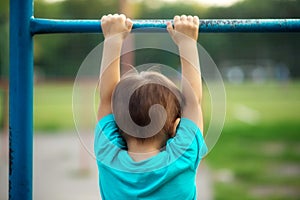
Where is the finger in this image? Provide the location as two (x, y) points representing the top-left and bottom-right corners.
(112, 13), (119, 22)
(174, 15), (180, 23)
(119, 14), (126, 22)
(120, 14), (126, 19)
(126, 18), (133, 30)
(101, 15), (107, 22)
(187, 15), (193, 22)
(180, 15), (187, 21)
(193, 16), (199, 25)
(166, 21), (174, 35)
(106, 14), (112, 22)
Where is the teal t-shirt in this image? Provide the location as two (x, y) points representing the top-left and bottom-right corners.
(94, 114), (207, 200)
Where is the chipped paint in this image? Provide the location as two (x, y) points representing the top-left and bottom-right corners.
(31, 18), (300, 34)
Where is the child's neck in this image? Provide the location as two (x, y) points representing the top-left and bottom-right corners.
(126, 139), (161, 162)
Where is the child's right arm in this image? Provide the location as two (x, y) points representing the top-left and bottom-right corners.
(167, 15), (203, 133)
(97, 14), (132, 121)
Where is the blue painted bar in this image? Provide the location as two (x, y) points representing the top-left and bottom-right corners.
(9, 0), (33, 199)
(31, 18), (300, 34)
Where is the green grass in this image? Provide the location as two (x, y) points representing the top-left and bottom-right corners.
(2, 81), (300, 199)
(7, 81), (299, 133)
(34, 82), (75, 131)
(209, 126), (300, 200)
(205, 81), (300, 200)
(224, 82), (300, 124)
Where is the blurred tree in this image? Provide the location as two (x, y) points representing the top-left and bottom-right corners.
(0, 0), (9, 130)
(203, 0), (300, 76)
(29, 0), (300, 78)
(0, 0), (9, 78)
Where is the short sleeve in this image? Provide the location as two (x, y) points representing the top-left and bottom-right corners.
(94, 114), (127, 161)
(166, 118), (207, 167)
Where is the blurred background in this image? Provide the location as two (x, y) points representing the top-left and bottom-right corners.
(0, 0), (300, 199)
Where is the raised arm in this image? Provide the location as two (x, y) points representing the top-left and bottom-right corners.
(167, 15), (203, 132)
(97, 14), (133, 120)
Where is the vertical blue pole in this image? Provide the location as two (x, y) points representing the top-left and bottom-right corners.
(9, 0), (33, 199)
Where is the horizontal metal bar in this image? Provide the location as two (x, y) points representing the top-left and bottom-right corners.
(30, 18), (300, 34)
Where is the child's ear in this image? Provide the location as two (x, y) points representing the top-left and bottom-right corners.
(171, 118), (181, 137)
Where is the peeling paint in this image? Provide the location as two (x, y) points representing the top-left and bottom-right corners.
(31, 18), (300, 34)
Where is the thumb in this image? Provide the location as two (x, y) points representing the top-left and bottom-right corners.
(126, 18), (133, 31)
(166, 21), (174, 36)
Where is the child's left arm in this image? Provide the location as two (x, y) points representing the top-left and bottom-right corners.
(97, 14), (133, 120)
(167, 15), (203, 132)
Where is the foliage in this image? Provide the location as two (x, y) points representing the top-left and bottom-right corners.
(1, 0), (300, 78)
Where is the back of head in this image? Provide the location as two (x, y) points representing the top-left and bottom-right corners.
(112, 70), (184, 144)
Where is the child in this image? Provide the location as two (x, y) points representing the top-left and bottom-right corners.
(95, 14), (207, 199)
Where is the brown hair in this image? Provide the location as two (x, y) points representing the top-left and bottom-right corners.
(112, 71), (184, 144)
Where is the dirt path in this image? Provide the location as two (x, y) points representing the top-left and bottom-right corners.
(0, 133), (213, 200)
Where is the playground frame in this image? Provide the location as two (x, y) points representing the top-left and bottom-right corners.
(9, 0), (300, 199)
